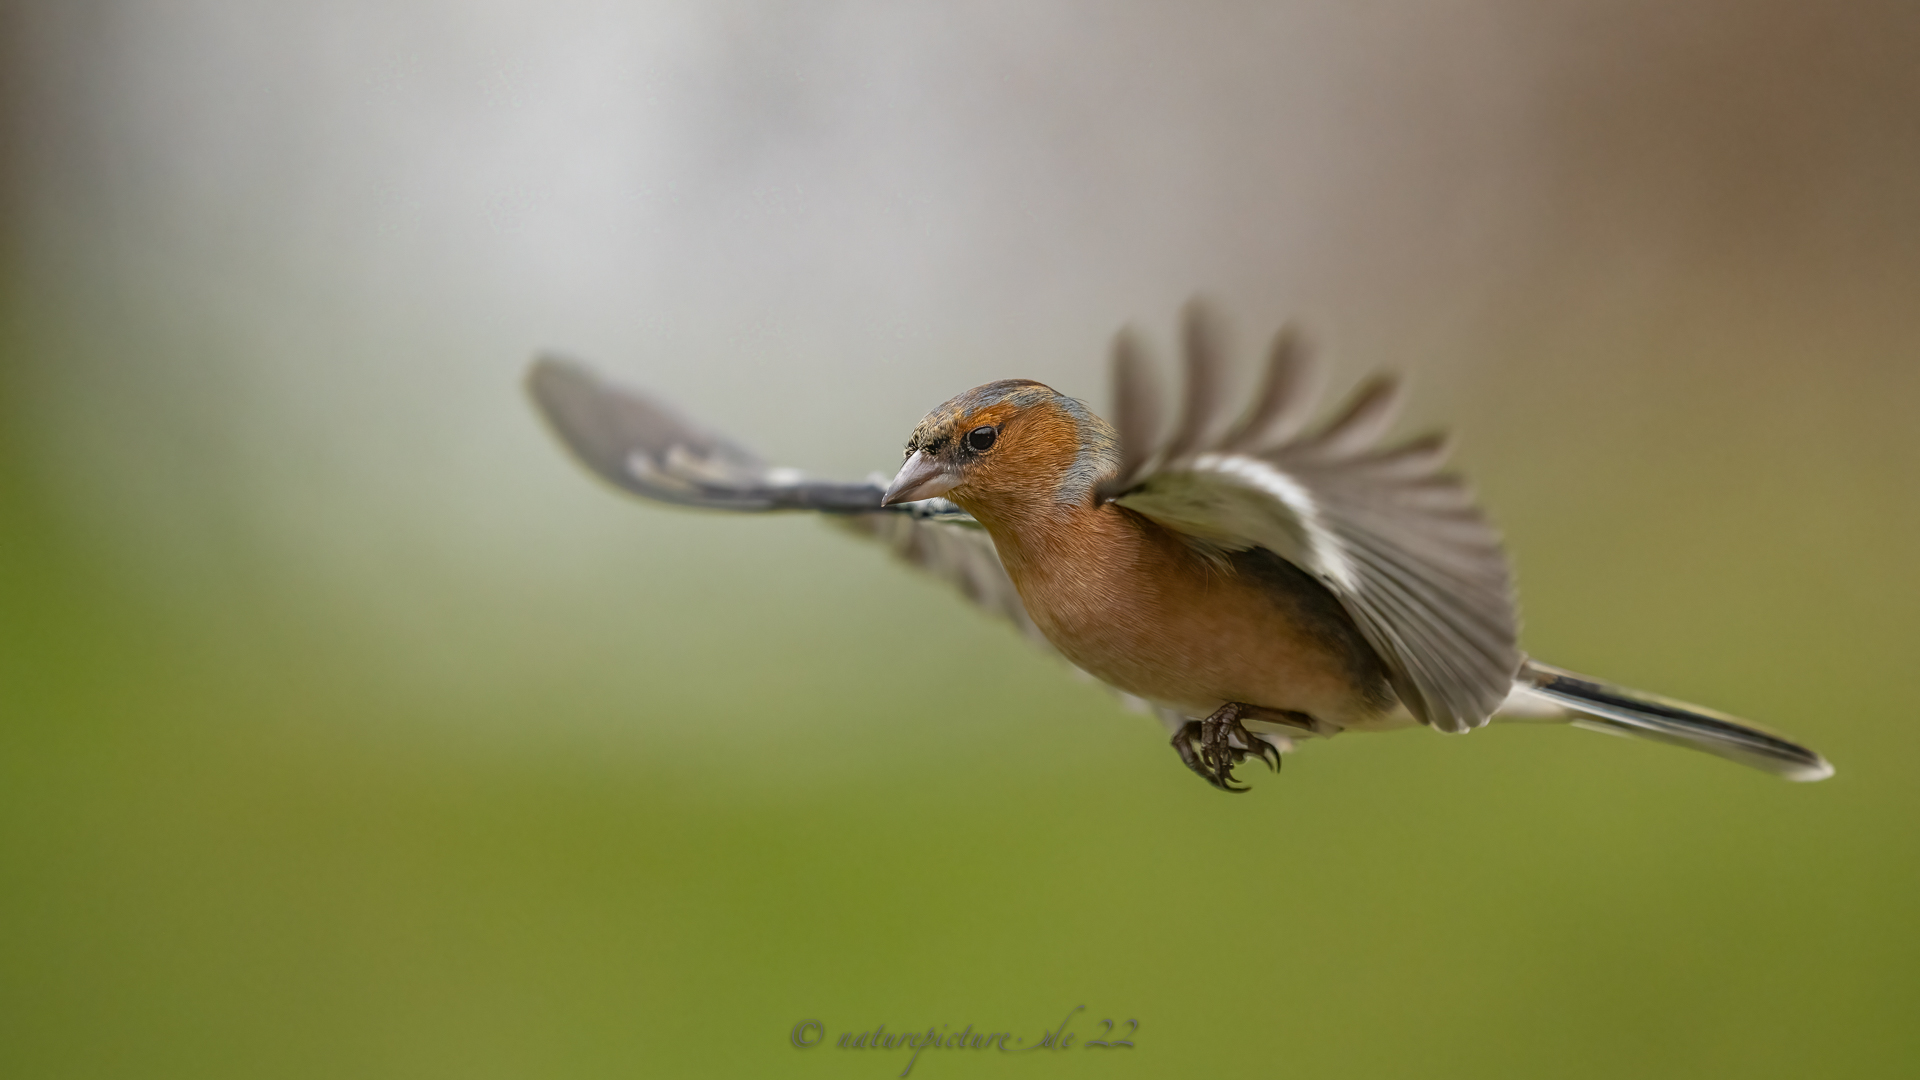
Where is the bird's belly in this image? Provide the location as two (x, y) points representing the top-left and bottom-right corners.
(1021, 562), (1390, 729)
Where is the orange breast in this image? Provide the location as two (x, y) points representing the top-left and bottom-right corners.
(988, 504), (1396, 728)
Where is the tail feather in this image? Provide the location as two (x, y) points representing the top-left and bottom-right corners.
(1518, 661), (1834, 782)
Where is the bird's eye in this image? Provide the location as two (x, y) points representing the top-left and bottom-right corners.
(965, 426), (998, 452)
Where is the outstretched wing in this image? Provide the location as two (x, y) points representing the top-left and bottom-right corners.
(1097, 305), (1520, 733)
(525, 355), (1044, 644)
(827, 511), (1046, 643)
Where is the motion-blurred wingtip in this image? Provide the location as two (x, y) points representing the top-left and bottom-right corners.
(525, 351), (586, 393)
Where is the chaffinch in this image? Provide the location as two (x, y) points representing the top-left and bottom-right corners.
(528, 303), (1833, 792)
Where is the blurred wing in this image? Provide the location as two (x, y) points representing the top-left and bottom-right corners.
(528, 354), (889, 512)
(525, 355), (1045, 644)
(1097, 304), (1520, 733)
(828, 511), (1048, 645)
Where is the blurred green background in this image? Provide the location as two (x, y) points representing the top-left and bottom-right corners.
(2, 2), (1917, 1077)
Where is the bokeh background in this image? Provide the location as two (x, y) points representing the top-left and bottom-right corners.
(2, 2), (1917, 1077)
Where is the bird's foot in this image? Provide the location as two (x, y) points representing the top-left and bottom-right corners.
(1171, 703), (1282, 793)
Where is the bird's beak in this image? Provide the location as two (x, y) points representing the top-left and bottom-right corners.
(882, 450), (960, 506)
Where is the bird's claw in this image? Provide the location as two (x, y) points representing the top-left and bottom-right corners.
(1171, 703), (1281, 793)
(1247, 734), (1284, 774)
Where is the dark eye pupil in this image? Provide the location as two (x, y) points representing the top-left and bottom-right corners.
(966, 426), (997, 452)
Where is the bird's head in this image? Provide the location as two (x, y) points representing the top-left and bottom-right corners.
(882, 379), (1119, 522)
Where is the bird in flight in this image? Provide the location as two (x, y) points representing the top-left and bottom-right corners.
(526, 303), (1833, 792)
